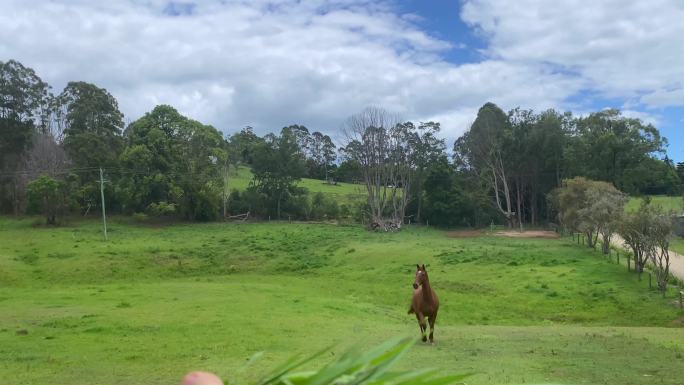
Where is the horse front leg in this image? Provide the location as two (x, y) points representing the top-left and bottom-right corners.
(415, 313), (427, 342)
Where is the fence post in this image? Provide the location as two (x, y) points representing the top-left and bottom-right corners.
(680, 291), (683, 309)
(648, 273), (652, 289)
(616, 251), (619, 264)
(627, 255), (630, 272)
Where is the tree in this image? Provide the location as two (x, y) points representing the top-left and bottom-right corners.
(620, 201), (674, 289)
(585, 181), (628, 254)
(119, 105), (226, 220)
(226, 126), (263, 168)
(308, 131), (337, 182)
(550, 177), (626, 250)
(647, 211), (674, 296)
(342, 107), (412, 230)
(59, 81), (124, 169)
(403, 121), (445, 223)
(455, 103), (516, 228)
(422, 156), (494, 227)
(250, 128), (306, 219)
(566, 109), (665, 194)
(0, 59), (51, 214)
(27, 175), (73, 225)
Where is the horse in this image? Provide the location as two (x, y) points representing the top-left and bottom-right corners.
(408, 264), (439, 343)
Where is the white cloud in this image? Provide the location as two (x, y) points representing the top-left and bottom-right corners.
(2, 0), (678, 149)
(461, 0), (684, 108)
(0, 0), (581, 144)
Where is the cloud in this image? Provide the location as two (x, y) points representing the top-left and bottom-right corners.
(461, 0), (684, 108)
(0, 0), (583, 144)
(2, 0), (678, 149)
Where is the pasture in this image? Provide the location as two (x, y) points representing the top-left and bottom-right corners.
(626, 195), (683, 213)
(2, 218), (684, 385)
(228, 166), (367, 204)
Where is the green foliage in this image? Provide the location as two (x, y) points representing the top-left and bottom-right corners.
(147, 201), (177, 217)
(0, 59), (50, 213)
(227, 126), (264, 166)
(251, 128), (307, 219)
(567, 109), (668, 194)
(119, 105), (226, 220)
(310, 192), (339, 220)
(550, 177), (627, 250)
(60, 81), (124, 169)
(619, 201), (674, 283)
(422, 156), (495, 227)
(27, 175), (72, 224)
(251, 337), (467, 385)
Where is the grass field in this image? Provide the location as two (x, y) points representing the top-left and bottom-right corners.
(227, 166), (366, 204)
(672, 237), (684, 256)
(626, 195), (683, 213)
(2, 218), (684, 385)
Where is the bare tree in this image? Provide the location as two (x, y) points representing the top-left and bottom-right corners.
(343, 107), (411, 230)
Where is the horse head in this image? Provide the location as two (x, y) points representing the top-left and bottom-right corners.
(413, 264), (427, 289)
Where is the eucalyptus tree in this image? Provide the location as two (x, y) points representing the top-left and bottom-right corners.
(455, 102), (516, 228)
(0, 59), (51, 213)
(250, 127), (306, 219)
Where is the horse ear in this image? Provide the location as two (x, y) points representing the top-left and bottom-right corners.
(421, 264), (426, 271)
(416, 264), (421, 271)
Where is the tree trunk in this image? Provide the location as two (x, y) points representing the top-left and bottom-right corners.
(516, 179), (523, 232)
(601, 232), (611, 254)
(416, 191), (422, 223)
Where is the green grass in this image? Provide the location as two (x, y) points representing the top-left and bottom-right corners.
(626, 195), (684, 213)
(672, 236), (684, 255)
(228, 166), (366, 204)
(1, 218), (684, 385)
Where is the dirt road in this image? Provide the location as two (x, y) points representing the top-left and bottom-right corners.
(612, 235), (684, 281)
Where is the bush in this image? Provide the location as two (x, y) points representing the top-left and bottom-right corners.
(147, 201), (177, 217)
(27, 175), (73, 225)
(310, 192), (339, 220)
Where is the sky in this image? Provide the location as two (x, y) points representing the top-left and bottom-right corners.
(1, 0), (683, 161)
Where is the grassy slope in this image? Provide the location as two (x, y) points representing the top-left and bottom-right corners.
(626, 195), (684, 213)
(227, 166), (366, 204)
(672, 237), (684, 255)
(1, 218), (684, 385)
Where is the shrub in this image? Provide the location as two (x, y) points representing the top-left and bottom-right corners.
(147, 201), (177, 217)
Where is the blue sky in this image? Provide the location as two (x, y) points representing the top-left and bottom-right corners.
(399, 0), (684, 162)
(1, 0), (682, 161)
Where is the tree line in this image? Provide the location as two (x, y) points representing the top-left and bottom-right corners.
(1, 59), (682, 227)
(551, 177), (676, 296)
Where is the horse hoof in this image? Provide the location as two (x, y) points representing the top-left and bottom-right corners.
(422, 336), (427, 342)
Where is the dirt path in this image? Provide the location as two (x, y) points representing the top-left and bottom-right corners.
(612, 235), (684, 281)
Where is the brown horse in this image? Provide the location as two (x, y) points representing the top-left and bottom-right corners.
(408, 264), (439, 343)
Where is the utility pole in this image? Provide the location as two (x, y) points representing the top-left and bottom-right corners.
(223, 165), (229, 220)
(99, 167), (108, 241)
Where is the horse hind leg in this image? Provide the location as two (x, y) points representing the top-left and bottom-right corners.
(428, 313), (437, 344)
